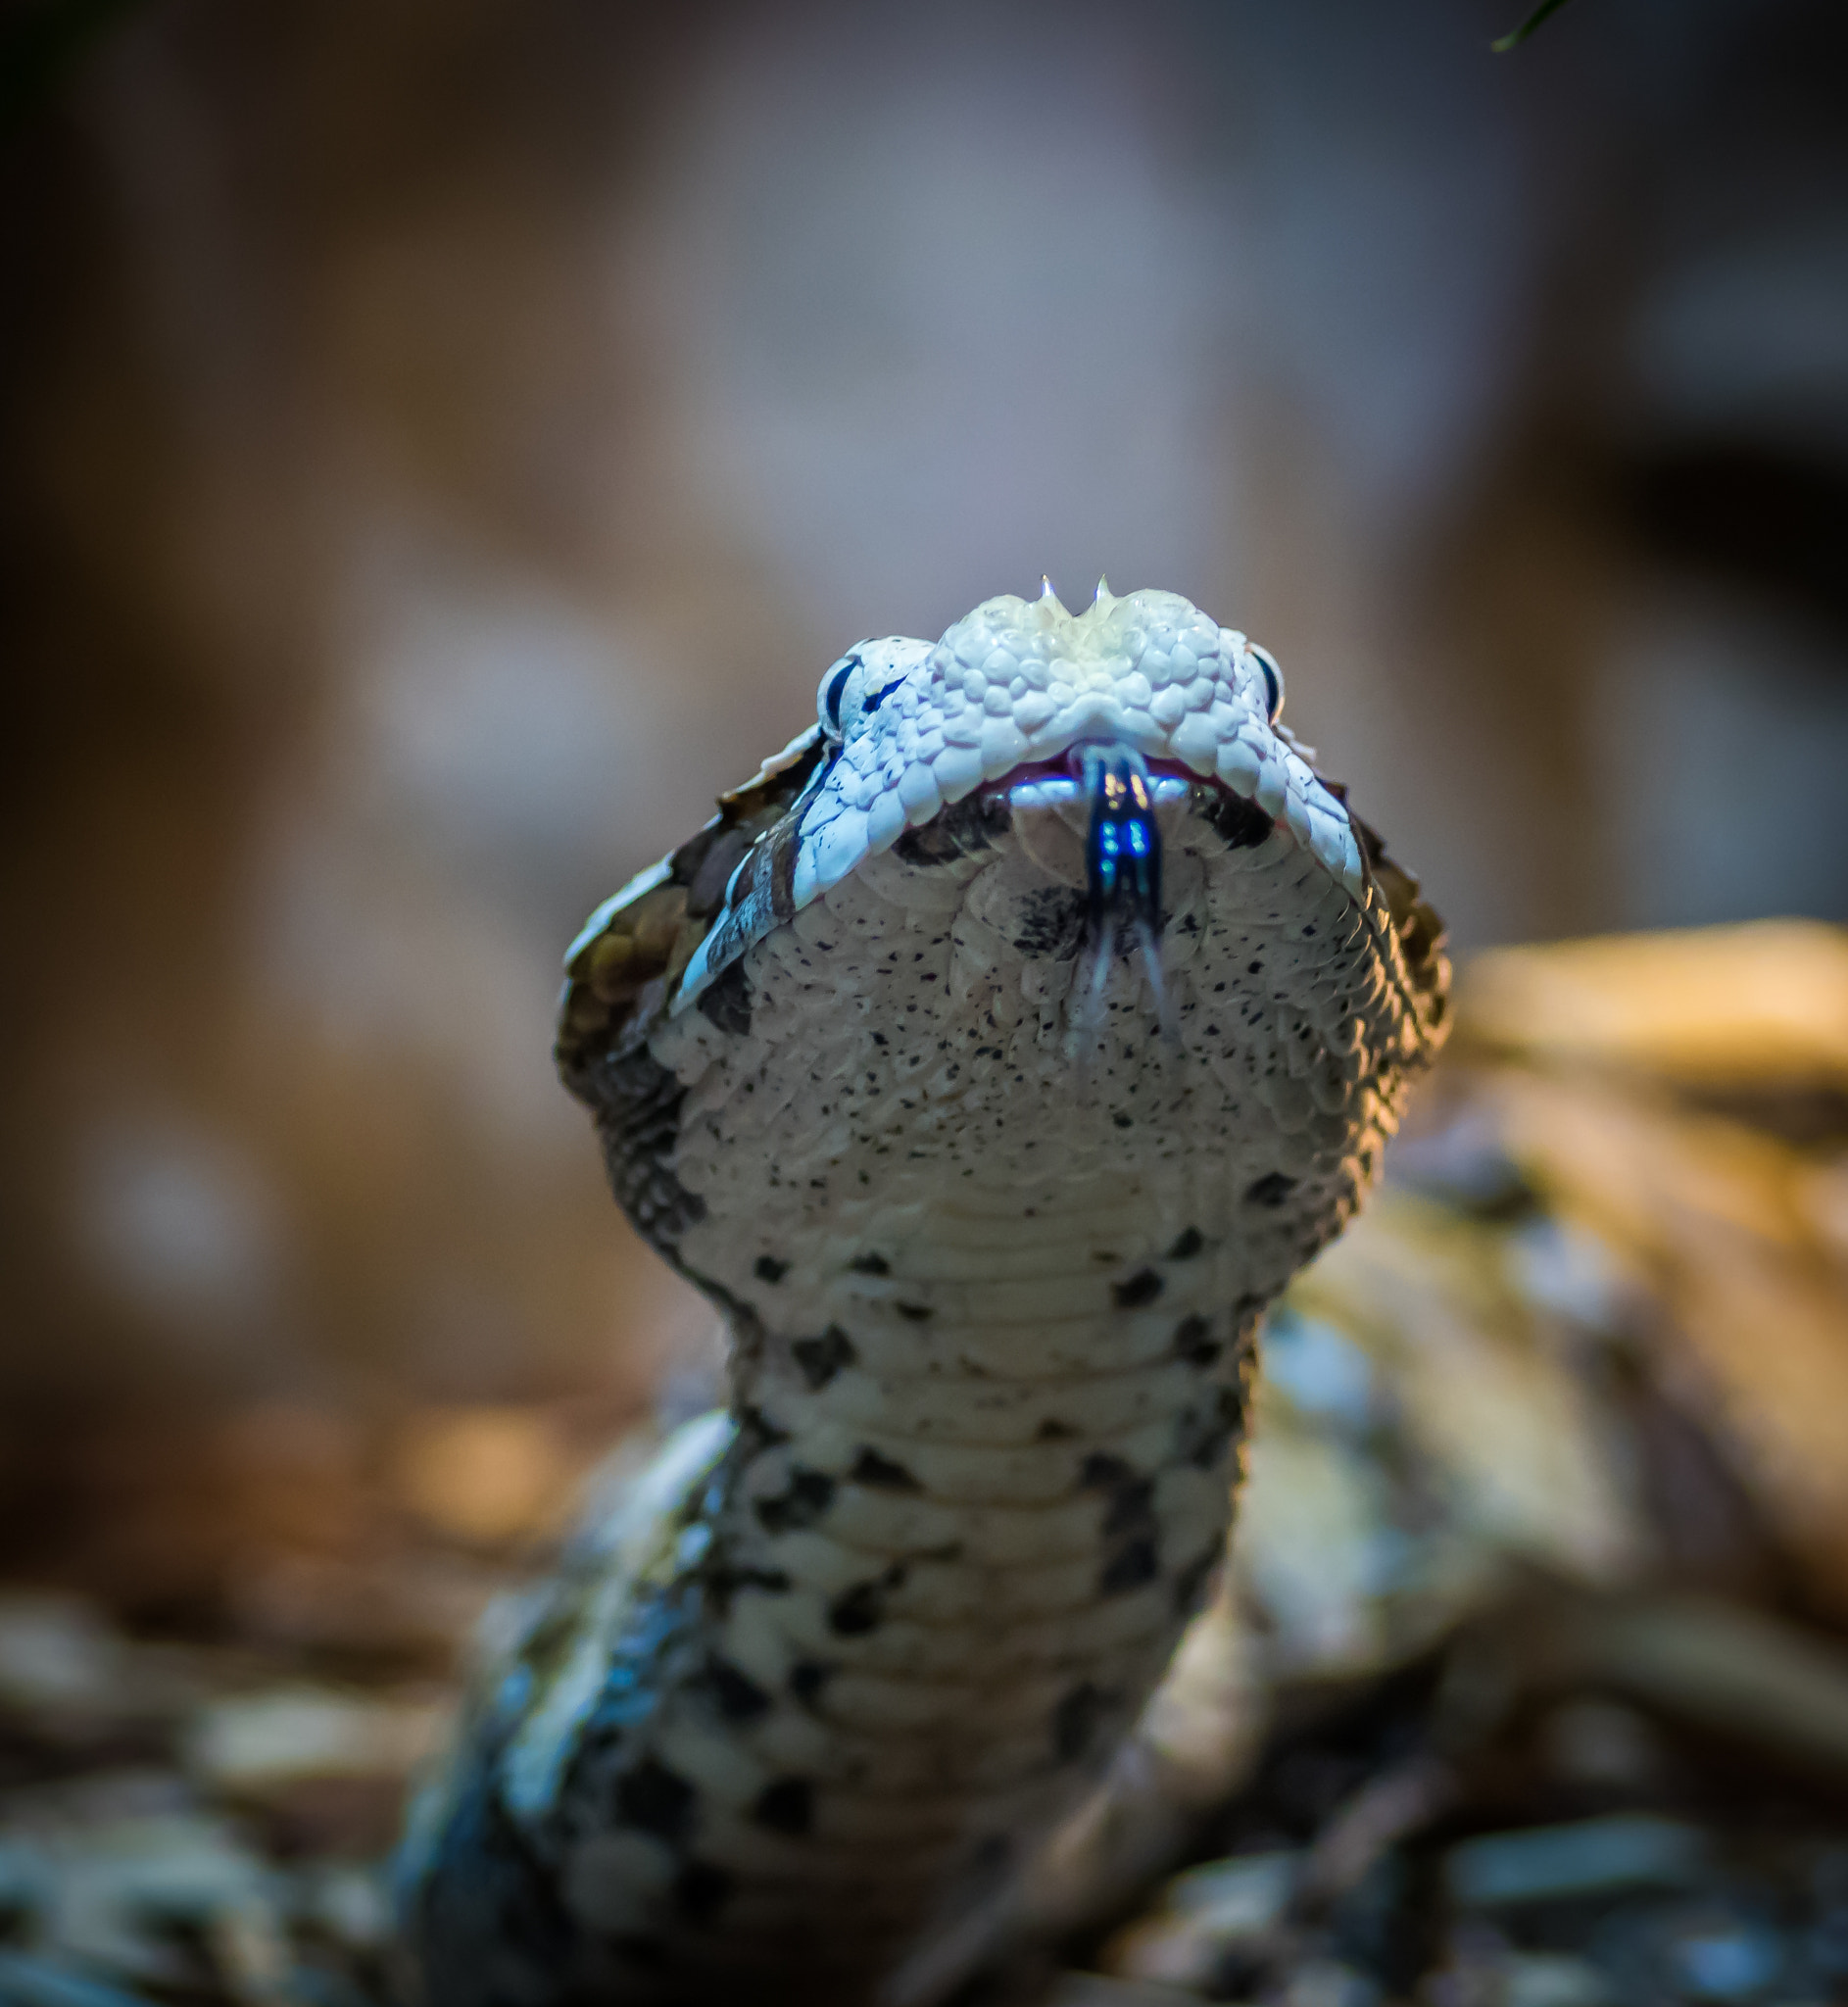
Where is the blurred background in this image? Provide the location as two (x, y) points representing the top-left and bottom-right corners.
(5, 0), (1845, 1446)
(2, 3), (1848, 2000)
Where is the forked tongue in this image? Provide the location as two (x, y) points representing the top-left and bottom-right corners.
(1066, 741), (1179, 1055)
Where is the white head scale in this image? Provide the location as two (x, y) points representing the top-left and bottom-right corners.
(795, 584), (1353, 911)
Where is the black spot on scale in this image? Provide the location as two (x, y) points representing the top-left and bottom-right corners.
(614, 1758), (696, 1843)
(1008, 884), (1087, 959)
(695, 1655), (771, 1722)
(1173, 1315), (1221, 1367)
(1112, 1267), (1165, 1309)
(754, 1254), (789, 1284)
(695, 961), (752, 1038)
(791, 1325), (856, 1389)
(828, 1580), (887, 1637)
(1078, 1451), (1137, 1493)
(1099, 1539), (1160, 1595)
(752, 1778), (815, 1835)
(754, 1467), (836, 1535)
(1175, 1387), (1245, 1470)
(1036, 1417), (1077, 1442)
(1100, 1475), (1156, 1540)
(1051, 1681), (1118, 1762)
(848, 1251), (890, 1276)
(1078, 1450), (1160, 1594)
(896, 1300), (934, 1322)
(850, 1445), (923, 1493)
(698, 1556), (792, 1617)
(673, 1859), (735, 1925)
(739, 1405), (791, 1450)
(1166, 1226), (1204, 1260)
(788, 1660), (835, 1710)
(1245, 1171), (1298, 1208)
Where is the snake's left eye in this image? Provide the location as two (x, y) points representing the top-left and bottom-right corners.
(1247, 644), (1285, 724)
(818, 652), (863, 740)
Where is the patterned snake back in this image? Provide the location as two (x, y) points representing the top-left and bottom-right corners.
(397, 585), (1448, 2006)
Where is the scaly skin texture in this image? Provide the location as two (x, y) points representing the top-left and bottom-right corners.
(397, 587), (1448, 2007)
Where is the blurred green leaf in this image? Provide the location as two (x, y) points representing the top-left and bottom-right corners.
(1493, 0), (1579, 53)
(0, 0), (145, 144)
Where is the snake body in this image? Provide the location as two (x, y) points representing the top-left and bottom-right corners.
(397, 585), (1448, 2006)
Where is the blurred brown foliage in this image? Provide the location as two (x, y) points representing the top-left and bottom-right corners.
(2, 0), (1844, 1543)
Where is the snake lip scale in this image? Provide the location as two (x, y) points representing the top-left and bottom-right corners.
(398, 584), (1449, 2007)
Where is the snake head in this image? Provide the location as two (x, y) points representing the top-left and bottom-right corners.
(788, 585), (1337, 912)
(560, 584), (1446, 1104)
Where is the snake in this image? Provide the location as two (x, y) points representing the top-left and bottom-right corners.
(395, 583), (1449, 2007)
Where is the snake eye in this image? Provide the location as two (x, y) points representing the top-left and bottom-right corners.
(1247, 644), (1285, 724)
(818, 652), (863, 740)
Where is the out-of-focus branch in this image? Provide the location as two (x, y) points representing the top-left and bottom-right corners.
(1493, 0), (1581, 53)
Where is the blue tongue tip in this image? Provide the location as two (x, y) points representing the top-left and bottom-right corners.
(1076, 741), (1163, 942)
(1064, 740), (1178, 1058)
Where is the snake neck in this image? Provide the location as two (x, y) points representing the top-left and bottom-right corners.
(483, 1190), (1256, 2005)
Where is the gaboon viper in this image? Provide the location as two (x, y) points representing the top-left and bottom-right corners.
(397, 583), (1449, 2006)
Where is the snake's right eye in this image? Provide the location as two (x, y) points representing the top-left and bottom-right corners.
(1247, 644), (1285, 724)
(818, 652), (863, 740)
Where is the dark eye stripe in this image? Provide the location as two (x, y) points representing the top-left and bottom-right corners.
(863, 674), (907, 715)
